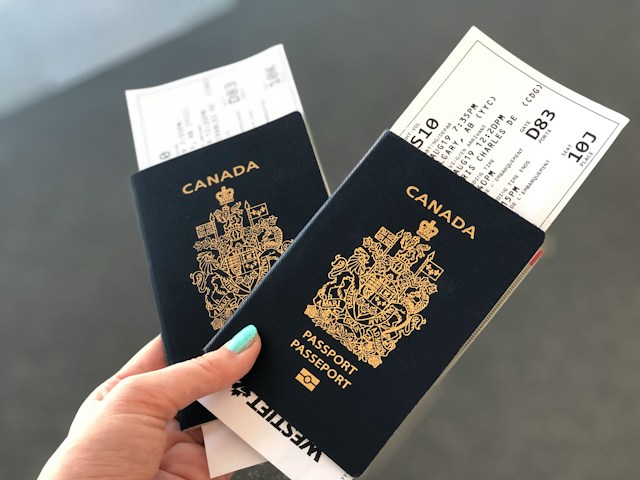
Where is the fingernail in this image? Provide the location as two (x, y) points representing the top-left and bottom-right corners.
(224, 325), (258, 353)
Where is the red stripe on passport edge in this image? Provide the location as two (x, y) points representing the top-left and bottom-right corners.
(529, 249), (544, 266)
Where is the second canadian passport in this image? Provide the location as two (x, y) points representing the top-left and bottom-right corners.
(204, 131), (545, 475)
(131, 112), (328, 429)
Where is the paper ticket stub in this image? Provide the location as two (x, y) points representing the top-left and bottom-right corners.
(126, 44), (303, 170)
(201, 420), (265, 478)
(199, 386), (352, 480)
(392, 27), (628, 230)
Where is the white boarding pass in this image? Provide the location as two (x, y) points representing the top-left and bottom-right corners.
(392, 26), (628, 230)
(126, 44), (303, 170)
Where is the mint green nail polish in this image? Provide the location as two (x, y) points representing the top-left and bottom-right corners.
(225, 325), (258, 353)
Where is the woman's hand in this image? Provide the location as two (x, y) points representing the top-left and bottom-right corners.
(39, 325), (260, 480)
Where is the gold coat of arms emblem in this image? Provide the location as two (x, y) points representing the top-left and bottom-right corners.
(190, 186), (292, 330)
(304, 220), (444, 368)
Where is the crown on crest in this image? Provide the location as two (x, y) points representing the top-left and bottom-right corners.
(417, 219), (439, 241)
(215, 186), (234, 205)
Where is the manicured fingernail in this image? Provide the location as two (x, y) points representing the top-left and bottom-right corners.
(224, 325), (258, 353)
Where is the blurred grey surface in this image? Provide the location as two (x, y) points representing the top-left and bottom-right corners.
(1, 1), (639, 479)
(0, 0), (236, 118)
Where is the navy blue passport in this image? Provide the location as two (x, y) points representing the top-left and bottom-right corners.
(204, 131), (544, 476)
(131, 112), (328, 429)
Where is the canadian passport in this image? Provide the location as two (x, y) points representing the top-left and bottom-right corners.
(131, 112), (328, 429)
(204, 131), (545, 475)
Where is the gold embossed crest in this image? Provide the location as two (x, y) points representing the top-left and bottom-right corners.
(190, 187), (292, 329)
(304, 221), (444, 367)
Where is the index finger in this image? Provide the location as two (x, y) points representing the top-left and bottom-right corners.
(116, 335), (168, 378)
(89, 335), (168, 402)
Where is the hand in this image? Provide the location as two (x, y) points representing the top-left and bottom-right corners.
(39, 325), (261, 480)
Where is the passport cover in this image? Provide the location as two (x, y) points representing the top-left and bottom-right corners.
(131, 112), (328, 429)
(204, 131), (545, 475)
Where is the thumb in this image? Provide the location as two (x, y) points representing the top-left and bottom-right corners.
(106, 325), (261, 421)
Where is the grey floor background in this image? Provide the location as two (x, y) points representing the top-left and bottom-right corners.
(0, 0), (236, 117)
(2, 1), (639, 479)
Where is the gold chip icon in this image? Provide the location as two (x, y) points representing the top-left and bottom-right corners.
(295, 367), (320, 391)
